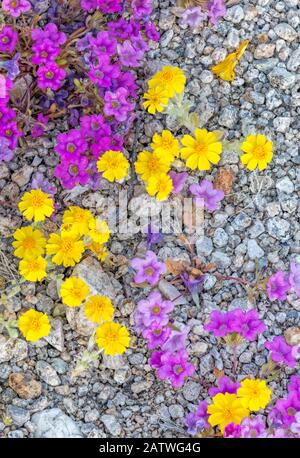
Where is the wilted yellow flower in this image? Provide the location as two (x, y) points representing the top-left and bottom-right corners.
(46, 233), (84, 267)
(60, 276), (90, 307)
(134, 150), (170, 182)
(237, 378), (272, 411)
(96, 321), (130, 356)
(211, 40), (249, 82)
(12, 226), (46, 259)
(149, 66), (186, 97)
(181, 128), (222, 171)
(88, 218), (110, 245)
(62, 206), (93, 236)
(146, 173), (173, 201)
(88, 242), (109, 262)
(97, 150), (129, 182)
(18, 309), (51, 342)
(151, 130), (180, 163)
(18, 189), (54, 222)
(208, 393), (249, 433)
(84, 295), (114, 323)
(240, 134), (273, 171)
(19, 256), (47, 282)
(143, 86), (169, 114)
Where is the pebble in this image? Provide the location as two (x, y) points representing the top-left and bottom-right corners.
(196, 236), (213, 257)
(247, 239), (265, 260)
(276, 176), (295, 194)
(31, 408), (83, 438)
(35, 361), (61, 387)
(213, 228), (229, 248)
(168, 404), (184, 419)
(268, 67), (296, 89)
(274, 23), (298, 42)
(0, 337), (28, 364)
(9, 373), (42, 400)
(183, 381), (201, 401)
(7, 405), (30, 427)
(212, 251), (231, 269)
(101, 414), (122, 436)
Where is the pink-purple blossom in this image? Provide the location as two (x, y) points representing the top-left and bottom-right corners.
(31, 23), (67, 46)
(131, 0), (152, 19)
(54, 155), (90, 189)
(142, 322), (171, 350)
(2, 0), (31, 17)
(55, 129), (88, 160)
(117, 40), (144, 68)
(224, 423), (242, 438)
(265, 336), (296, 368)
(240, 416), (267, 438)
(266, 271), (291, 301)
(185, 401), (209, 436)
(169, 171), (188, 194)
(88, 58), (120, 89)
(134, 290), (173, 331)
(180, 7), (207, 29)
(289, 262), (300, 297)
(31, 40), (61, 65)
(0, 26), (18, 54)
(189, 179), (224, 211)
(89, 31), (117, 57)
(156, 350), (195, 389)
(208, 375), (240, 397)
(207, 0), (226, 26)
(131, 251), (167, 285)
(37, 63), (66, 91)
(104, 87), (135, 122)
(269, 391), (300, 428)
(161, 325), (190, 353)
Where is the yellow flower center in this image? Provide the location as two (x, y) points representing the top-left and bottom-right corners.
(29, 260), (42, 271)
(60, 239), (75, 254)
(71, 286), (84, 297)
(23, 236), (36, 249)
(5, 129), (12, 137)
(107, 331), (119, 342)
(162, 138), (174, 149)
(29, 319), (41, 331)
(161, 70), (174, 83)
(145, 267), (154, 276)
(46, 71), (54, 79)
(10, 0), (17, 6)
(2, 37), (9, 43)
(153, 329), (162, 336)
(67, 143), (76, 153)
(223, 408), (234, 421)
(174, 365), (183, 374)
(107, 158), (119, 169)
(152, 306), (160, 314)
(147, 157), (161, 171)
(195, 142), (207, 156)
(253, 146), (266, 159)
(30, 195), (46, 209)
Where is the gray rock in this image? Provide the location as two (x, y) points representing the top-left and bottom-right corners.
(219, 106), (238, 128)
(233, 212), (252, 231)
(212, 251), (231, 269)
(0, 337), (28, 364)
(274, 23), (298, 42)
(7, 405), (30, 427)
(249, 222), (265, 238)
(44, 318), (64, 352)
(183, 381), (201, 401)
(168, 404), (184, 419)
(276, 177), (295, 194)
(101, 414), (122, 436)
(213, 228), (229, 248)
(11, 165), (34, 187)
(267, 218), (290, 240)
(196, 236), (213, 257)
(31, 408), (83, 438)
(273, 116), (291, 133)
(268, 67), (296, 90)
(226, 5), (244, 23)
(247, 239), (264, 260)
(239, 351), (253, 363)
(84, 409), (99, 422)
(200, 354), (214, 375)
(36, 361), (61, 387)
(254, 44), (275, 59)
(287, 47), (300, 71)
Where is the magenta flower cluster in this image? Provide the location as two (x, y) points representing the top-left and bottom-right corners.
(131, 250), (166, 286)
(265, 336), (297, 368)
(189, 179), (224, 211)
(204, 308), (266, 341)
(268, 375), (300, 432)
(2, 0), (31, 18)
(0, 77), (22, 162)
(266, 262), (300, 301)
(180, 0), (226, 30)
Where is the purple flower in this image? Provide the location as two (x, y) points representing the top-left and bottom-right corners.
(289, 262), (300, 297)
(2, 0), (31, 17)
(31, 172), (56, 196)
(31, 40), (61, 65)
(145, 22), (160, 42)
(146, 225), (163, 249)
(108, 18), (133, 39)
(224, 423), (242, 438)
(189, 180), (224, 211)
(54, 156), (89, 189)
(0, 120), (22, 149)
(117, 40), (144, 68)
(162, 325), (190, 353)
(208, 376), (240, 397)
(0, 26), (18, 54)
(31, 113), (49, 138)
(142, 322), (171, 350)
(240, 416), (267, 438)
(266, 271), (291, 301)
(114, 71), (138, 98)
(80, 114), (111, 140)
(0, 136), (13, 162)
(157, 350), (195, 389)
(149, 350), (163, 369)
(269, 392), (300, 428)
(288, 375), (300, 395)
(89, 31), (117, 57)
(80, 0), (97, 11)
(0, 52), (20, 80)
(131, 0), (152, 19)
(131, 250), (167, 285)
(31, 23), (67, 46)
(169, 171), (188, 194)
(37, 63), (66, 91)
(231, 309), (266, 341)
(97, 0), (122, 14)
(181, 272), (205, 306)
(135, 290), (173, 329)
(265, 336), (296, 368)
(291, 412), (300, 436)
(55, 129), (88, 160)
(185, 402), (209, 435)
(89, 58), (120, 89)
(207, 0), (226, 26)
(204, 309), (236, 337)
(104, 87), (135, 122)
(181, 7), (207, 29)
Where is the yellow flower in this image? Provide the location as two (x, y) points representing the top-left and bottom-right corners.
(96, 150), (129, 182)
(46, 232), (84, 267)
(84, 295), (114, 323)
(240, 134), (273, 171)
(95, 321), (130, 356)
(143, 86), (169, 114)
(19, 256), (47, 282)
(181, 128), (222, 171)
(18, 309), (51, 342)
(62, 206), (93, 236)
(18, 189), (54, 222)
(146, 173), (173, 201)
(208, 393), (249, 433)
(60, 276), (90, 307)
(151, 130), (180, 162)
(211, 40), (249, 82)
(12, 226), (46, 259)
(237, 378), (272, 411)
(88, 218), (110, 245)
(149, 66), (186, 97)
(88, 242), (109, 262)
(134, 150), (170, 182)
